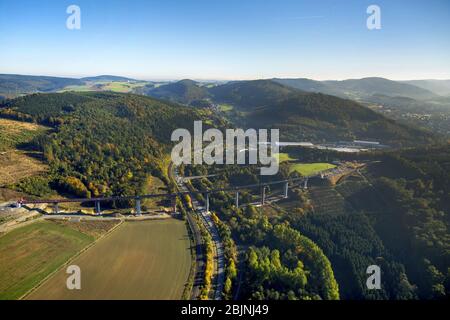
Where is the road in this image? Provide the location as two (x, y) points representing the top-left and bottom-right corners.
(168, 163), (205, 300)
(172, 165), (224, 300)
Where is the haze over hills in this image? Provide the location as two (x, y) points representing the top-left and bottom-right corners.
(326, 77), (438, 100)
(1, 73), (448, 97)
(81, 75), (138, 82)
(402, 80), (450, 97)
(274, 77), (439, 101)
(2, 73), (448, 101)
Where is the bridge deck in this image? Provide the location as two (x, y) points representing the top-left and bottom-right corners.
(22, 176), (312, 205)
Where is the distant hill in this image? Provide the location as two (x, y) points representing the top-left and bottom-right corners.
(81, 75), (138, 82)
(0, 74), (149, 98)
(402, 80), (450, 96)
(210, 80), (294, 106)
(0, 74), (83, 98)
(274, 77), (438, 101)
(325, 77), (438, 100)
(209, 80), (436, 146)
(272, 78), (340, 96)
(142, 79), (210, 105)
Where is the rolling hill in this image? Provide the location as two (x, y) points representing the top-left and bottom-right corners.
(402, 79), (450, 96)
(0, 74), (83, 98)
(208, 80), (436, 145)
(0, 74), (151, 98)
(0, 92), (220, 201)
(273, 78), (341, 96)
(141, 79), (210, 105)
(325, 77), (437, 100)
(81, 75), (138, 82)
(274, 77), (438, 101)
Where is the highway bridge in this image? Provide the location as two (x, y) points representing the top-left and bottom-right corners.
(19, 176), (312, 215)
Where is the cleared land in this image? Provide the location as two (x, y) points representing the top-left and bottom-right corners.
(309, 186), (350, 216)
(289, 162), (336, 176)
(219, 104), (234, 112)
(27, 219), (192, 300)
(0, 118), (47, 151)
(0, 188), (28, 202)
(141, 175), (169, 211)
(0, 151), (47, 187)
(275, 152), (297, 163)
(0, 220), (118, 300)
(0, 118), (48, 187)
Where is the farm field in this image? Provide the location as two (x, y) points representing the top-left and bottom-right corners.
(0, 220), (118, 300)
(60, 81), (148, 93)
(27, 219), (192, 300)
(58, 84), (93, 92)
(289, 162), (336, 176)
(100, 81), (147, 92)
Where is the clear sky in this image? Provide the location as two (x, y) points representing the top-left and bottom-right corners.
(0, 0), (449, 80)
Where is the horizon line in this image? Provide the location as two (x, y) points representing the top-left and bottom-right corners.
(0, 72), (449, 82)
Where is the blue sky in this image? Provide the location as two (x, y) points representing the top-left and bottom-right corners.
(0, 0), (449, 80)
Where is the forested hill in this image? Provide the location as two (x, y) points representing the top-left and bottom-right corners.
(0, 92), (218, 203)
(80, 75), (137, 82)
(141, 79), (210, 105)
(367, 144), (450, 298)
(209, 80), (437, 146)
(274, 77), (438, 100)
(0, 74), (83, 98)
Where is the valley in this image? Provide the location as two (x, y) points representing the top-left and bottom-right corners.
(0, 74), (449, 301)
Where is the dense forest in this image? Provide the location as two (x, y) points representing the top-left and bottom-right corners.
(366, 145), (450, 298)
(182, 143), (450, 300)
(182, 164), (339, 300)
(0, 92), (222, 205)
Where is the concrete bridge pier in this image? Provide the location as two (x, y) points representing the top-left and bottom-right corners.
(95, 201), (101, 215)
(205, 193), (210, 213)
(235, 191), (239, 209)
(284, 182), (289, 198)
(135, 197), (142, 215)
(304, 178), (309, 189)
(53, 203), (59, 214)
(261, 186), (266, 206)
(172, 197), (177, 213)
